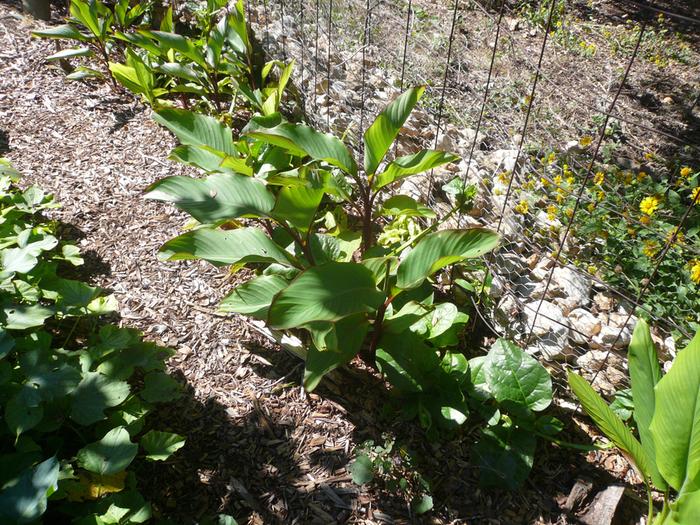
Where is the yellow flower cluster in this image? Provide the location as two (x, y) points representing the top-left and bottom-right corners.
(553, 175), (563, 186)
(642, 240), (659, 258)
(514, 200), (529, 215)
(691, 260), (700, 285)
(667, 227), (685, 246)
(546, 204), (557, 221)
(579, 136), (593, 147)
(691, 187), (700, 204)
(593, 172), (604, 185)
(680, 166), (692, 179)
(497, 171), (511, 184)
(640, 195), (661, 216)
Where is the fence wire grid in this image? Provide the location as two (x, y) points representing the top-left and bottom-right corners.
(247, 0), (700, 397)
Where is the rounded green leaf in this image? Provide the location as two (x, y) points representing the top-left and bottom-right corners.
(349, 454), (374, 485)
(141, 430), (186, 461)
(396, 228), (500, 290)
(0, 457), (59, 523)
(6, 386), (43, 437)
(267, 262), (384, 329)
(484, 339), (552, 412)
(70, 372), (130, 425)
(77, 427), (137, 475)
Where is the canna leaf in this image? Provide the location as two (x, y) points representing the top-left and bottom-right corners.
(268, 262), (384, 329)
(159, 227), (293, 267)
(628, 319), (667, 490)
(271, 185), (324, 233)
(219, 275), (288, 319)
(650, 331), (700, 491)
(243, 114), (357, 175)
(396, 228), (500, 289)
(568, 371), (652, 481)
(137, 30), (207, 68)
(33, 24), (88, 41)
(145, 173), (274, 222)
(45, 47), (93, 61)
(364, 87), (425, 176)
(154, 109), (236, 155)
(373, 150), (460, 190)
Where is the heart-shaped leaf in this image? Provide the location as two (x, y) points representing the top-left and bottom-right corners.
(141, 430), (186, 461)
(77, 427), (137, 475)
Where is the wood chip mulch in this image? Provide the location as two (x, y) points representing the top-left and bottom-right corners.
(0, 4), (646, 524)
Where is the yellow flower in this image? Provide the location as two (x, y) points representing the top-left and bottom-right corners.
(667, 227), (685, 246)
(637, 171), (647, 182)
(547, 152), (557, 165)
(556, 194), (565, 204)
(563, 164), (572, 177)
(642, 240), (659, 258)
(514, 200), (529, 215)
(640, 195), (661, 215)
(680, 166), (692, 178)
(566, 176), (575, 185)
(593, 172), (605, 185)
(640, 215), (651, 226)
(624, 172), (634, 184)
(644, 152), (655, 161)
(565, 208), (574, 218)
(627, 227), (636, 238)
(587, 203), (596, 212)
(540, 177), (550, 188)
(546, 204), (557, 220)
(587, 264), (598, 274)
(597, 190), (605, 201)
(497, 171), (511, 184)
(692, 187), (700, 204)
(690, 260), (700, 285)
(580, 136), (593, 147)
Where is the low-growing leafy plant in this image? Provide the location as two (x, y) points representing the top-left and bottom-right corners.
(569, 318), (700, 524)
(0, 160), (185, 524)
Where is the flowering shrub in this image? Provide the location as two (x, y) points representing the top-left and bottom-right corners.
(521, 147), (700, 335)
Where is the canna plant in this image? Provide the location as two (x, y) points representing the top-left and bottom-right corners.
(32, 0), (151, 83)
(569, 319), (700, 524)
(146, 86), (501, 431)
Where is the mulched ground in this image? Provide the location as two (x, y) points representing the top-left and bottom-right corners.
(0, 3), (650, 523)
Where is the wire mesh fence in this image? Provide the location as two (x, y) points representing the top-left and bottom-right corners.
(248, 0), (700, 396)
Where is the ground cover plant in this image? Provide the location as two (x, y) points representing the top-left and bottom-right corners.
(569, 319), (700, 524)
(0, 160), (185, 524)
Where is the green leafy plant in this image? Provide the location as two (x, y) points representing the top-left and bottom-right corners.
(32, 0), (152, 84)
(0, 160), (185, 524)
(147, 87), (499, 431)
(569, 318), (700, 524)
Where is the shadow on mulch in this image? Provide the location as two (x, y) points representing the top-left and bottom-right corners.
(138, 336), (647, 524)
(0, 129), (9, 155)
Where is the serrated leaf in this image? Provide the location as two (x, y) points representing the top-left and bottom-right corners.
(484, 339), (552, 413)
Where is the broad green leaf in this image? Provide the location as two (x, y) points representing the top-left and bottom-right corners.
(484, 339), (552, 413)
(303, 314), (369, 391)
(2, 246), (38, 274)
(70, 372), (130, 425)
(6, 386), (43, 436)
(218, 275), (288, 319)
(141, 431), (186, 461)
(243, 114), (357, 175)
(363, 87), (425, 176)
(396, 228), (500, 289)
(154, 109), (236, 155)
(628, 318), (666, 489)
(169, 145), (239, 174)
(0, 457), (58, 524)
(159, 227), (293, 267)
(139, 371), (182, 403)
(373, 150), (460, 190)
(349, 454), (374, 485)
(568, 371), (651, 480)
(268, 262), (384, 329)
(3, 303), (54, 329)
(77, 427), (137, 476)
(667, 475), (700, 524)
(157, 62), (200, 82)
(412, 495), (434, 515)
(70, 0), (102, 37)
(138, 30), (206, 68)
(33, 24), (87, 41)
(109, 63), (146, 96)
(45, 47), (93, 61)
(474, 424), (535, 490)
(379, 195), (436, 218)
(650, 331), (700, 491)
(272, 185), (324, 232)
(145, 173), (274, 223)
(375, 331), (441, 394)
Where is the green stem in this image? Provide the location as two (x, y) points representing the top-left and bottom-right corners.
(534, 431), (610, 451)
(389, 205), (459, 257)
(647, 485), (655, 525)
